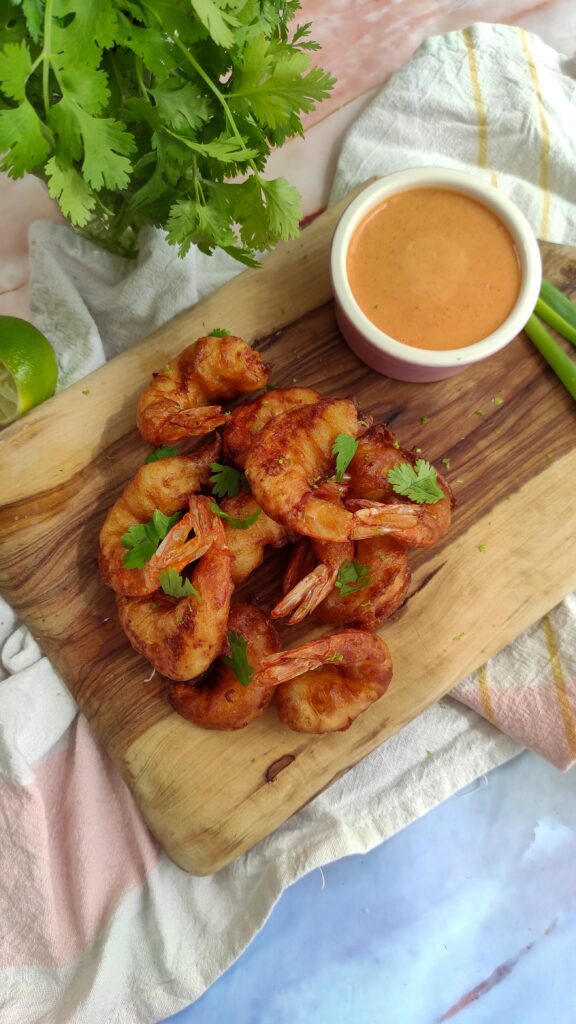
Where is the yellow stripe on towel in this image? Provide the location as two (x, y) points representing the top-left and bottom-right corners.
(462, 29), (497, 187)
(477, 663), (496, 724)
(519, 28), (551, 239)
(542, 614), (576, 760)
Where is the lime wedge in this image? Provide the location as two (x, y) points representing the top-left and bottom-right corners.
(0, 317), (58, 426)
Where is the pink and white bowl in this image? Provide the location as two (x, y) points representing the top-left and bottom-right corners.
(330, 169), (542, 383)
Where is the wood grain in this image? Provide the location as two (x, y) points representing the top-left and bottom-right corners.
(1, 188), (576, 875)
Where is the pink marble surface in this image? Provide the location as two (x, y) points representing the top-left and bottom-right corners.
(1, 0), (575, 317)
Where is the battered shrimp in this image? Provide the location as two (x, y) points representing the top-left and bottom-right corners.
(169, 603), (281, 730)
(252, 630), (393, 733)
(316, 537), (411, 630)
(116, 496), (233, 680)
(223, 387), (321, 467)
(99, 438), (219, 597)
(137, 335), (270, 445)
(220, 492), (292, 585)
(245, 398), (372, 542)
(345, 425), (453, 547)
(272, 538), (353, 625)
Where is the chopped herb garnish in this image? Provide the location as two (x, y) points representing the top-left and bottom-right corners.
(440, 457), (451, 469)
(474, 409), (486, 417)
(160, 568), (201, 600)
(478, 544), (487, 554)
(222, 631), (254, 686)
(453, 631), (465, 641)
(121, 509), (184, 569)
(209, 463), (248, 499)
(335, 559), (370, 597)
(392, 440), (400, 449)
(492, 396), (504, 407)
(387, 460), (444, 505)
(265, 383), (278, 392)
(210, 500), (260, 530)
(82, 388), (90, 396)
(209, 328), (231, 337)
(146, 445), (180, 463)
(332, 433), (359, 482)
(420, 415), (431, 425)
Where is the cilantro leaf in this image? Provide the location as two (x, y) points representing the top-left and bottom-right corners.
(0, 0), (333, 262)
(387, 460), (445, 505)
(332, 434), (359, 482)
(209, 463), (248, 499)
(159, 568), (201, 600)
(145, 445), (180, 463)
(0, 41), (32, 102)
(335, 560), (370, 597)
(222, 631), (254, 687)
(210, 500), (260, 530)
(121, 509), (184, 569)
(209, 328), (231, 337)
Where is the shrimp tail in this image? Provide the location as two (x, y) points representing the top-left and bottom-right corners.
(272, 564), (336, 625)
(347, 499), (422, 540)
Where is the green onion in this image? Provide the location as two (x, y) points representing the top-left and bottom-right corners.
(534, 297), (576, 347)
(524, 314), (576, 400)
(539, 279), (576, 339)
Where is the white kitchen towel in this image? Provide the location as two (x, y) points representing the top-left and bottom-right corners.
(0, 22), (574, 1024)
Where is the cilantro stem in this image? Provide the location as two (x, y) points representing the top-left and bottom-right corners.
(173, 40), (258, 174)
(524, 313), (576, 400)
(42, 0), (54, 118)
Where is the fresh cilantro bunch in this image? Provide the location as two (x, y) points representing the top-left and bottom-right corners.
(0, 1), (334, 263)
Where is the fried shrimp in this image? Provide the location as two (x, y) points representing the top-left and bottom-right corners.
(252, 630), (393, 733)
(220, 492), (291, 585)
(272, 537), (353, 624)
(245, 398), (372, 542)
(345, 425), (453, 547)
(116, 496), (233, 680)
(316, 537), (411, 630)
(223, 386), (321, 467)
(136, 335), (270, 445)
(169, 603), (280, 730)
(98, 438), (219, 597)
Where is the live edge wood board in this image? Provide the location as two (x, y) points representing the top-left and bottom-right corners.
(1, 187), (576, 875)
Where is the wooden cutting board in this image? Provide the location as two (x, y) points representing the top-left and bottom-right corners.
(1, 187), (576, 875)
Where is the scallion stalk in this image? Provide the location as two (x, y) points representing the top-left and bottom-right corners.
(524, 314), (576, 400)
(534, 297), (576, 347)
(539, 279), (576, 333)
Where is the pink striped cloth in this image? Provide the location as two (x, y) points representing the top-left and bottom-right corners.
(0, 22), (575, 1024)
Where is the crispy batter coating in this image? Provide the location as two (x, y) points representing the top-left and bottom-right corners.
(345, 424), (453, 547)
(98, 438), (219, 597)
(245, 398), (367, 542)
(169, 603), (281, 730)
(136, 335), (270, 445)
(223, 386), (321, 467)
(253, 630), (393, 733)
(221, 492), (291, 585)
(116, 496), (233, 680)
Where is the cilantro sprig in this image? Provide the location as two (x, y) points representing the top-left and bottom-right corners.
(210, 500), (260, 530)
(209, 462), (249, 499)
(159, 568), (201, 600)
(121, 509), (183, 569)
(335, 560), (370, 597)
(332, 433), (359, 482)
(0, 3), (334, 263)
(387, 461), (445, 505)
(222, 631), (254, 686)
(145, 445), (180, 463)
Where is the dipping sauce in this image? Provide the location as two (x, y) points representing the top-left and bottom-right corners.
(346, 188), (521, 350)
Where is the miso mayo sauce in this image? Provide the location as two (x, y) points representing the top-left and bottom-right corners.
(346, 188), (521, 350)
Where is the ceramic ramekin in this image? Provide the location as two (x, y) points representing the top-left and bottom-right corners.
(330, 168), (542, 382)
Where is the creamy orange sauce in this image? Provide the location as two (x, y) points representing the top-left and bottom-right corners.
(346, 188), (521, 350)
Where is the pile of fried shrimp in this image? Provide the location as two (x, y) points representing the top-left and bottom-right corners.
(98, 334), (453, 734)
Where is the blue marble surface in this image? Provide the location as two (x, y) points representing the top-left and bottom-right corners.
(161, 751), (576, 1024)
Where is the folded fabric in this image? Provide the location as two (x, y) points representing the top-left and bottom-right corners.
(0, 22), (574, 1024)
